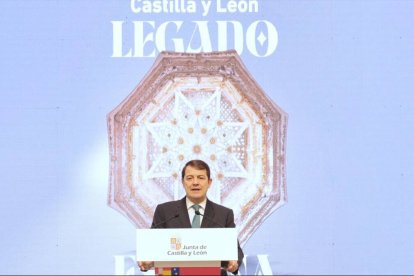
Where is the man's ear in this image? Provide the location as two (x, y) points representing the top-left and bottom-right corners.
(208, 179), (212, 187)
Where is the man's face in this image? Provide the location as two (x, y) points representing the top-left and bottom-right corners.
(182, 165), (212, 204)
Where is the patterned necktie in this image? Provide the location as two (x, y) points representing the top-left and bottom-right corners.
(191, 205), (201, 228)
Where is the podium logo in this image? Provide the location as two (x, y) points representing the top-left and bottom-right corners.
(170, 236), (182, 250)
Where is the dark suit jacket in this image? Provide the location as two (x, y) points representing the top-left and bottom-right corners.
(151, 197), (244, 275)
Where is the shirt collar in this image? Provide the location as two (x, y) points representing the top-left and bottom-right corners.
(186, 197), (207, 211)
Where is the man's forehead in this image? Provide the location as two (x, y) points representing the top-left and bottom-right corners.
(184, 166), (208, 176)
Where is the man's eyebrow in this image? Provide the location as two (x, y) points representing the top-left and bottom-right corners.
(185, 175), (206, 178)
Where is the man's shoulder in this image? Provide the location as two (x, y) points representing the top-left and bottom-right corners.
(207, 199), (233, 213)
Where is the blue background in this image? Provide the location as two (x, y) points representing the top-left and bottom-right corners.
(1, 0), (413, 274)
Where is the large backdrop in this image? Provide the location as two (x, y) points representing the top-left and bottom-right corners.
(1, 0), (414, 274)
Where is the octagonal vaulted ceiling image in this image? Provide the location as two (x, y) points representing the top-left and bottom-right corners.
(107, 50), (288, 245)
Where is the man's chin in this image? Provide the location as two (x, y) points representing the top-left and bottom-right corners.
(188, 194), (204, 202)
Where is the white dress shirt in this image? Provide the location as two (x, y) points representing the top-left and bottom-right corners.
(186, 197), (207, 226)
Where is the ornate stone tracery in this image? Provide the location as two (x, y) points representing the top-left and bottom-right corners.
(107, 50), (288, 245)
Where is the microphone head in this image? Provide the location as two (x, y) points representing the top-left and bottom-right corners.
(195, 210), (202, 216)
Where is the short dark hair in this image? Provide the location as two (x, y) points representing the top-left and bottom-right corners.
(181, 160), (211, 180)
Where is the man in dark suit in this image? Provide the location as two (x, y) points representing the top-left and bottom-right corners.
(138, 159), (244, 275)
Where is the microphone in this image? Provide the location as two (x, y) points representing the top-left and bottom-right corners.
(152, 213), (180, 229)
(195, 210), (226, 228)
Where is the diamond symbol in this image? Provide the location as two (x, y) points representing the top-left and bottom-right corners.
(257, 32), (267, 46)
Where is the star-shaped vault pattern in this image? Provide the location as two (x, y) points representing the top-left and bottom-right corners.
(144, 88), (248, 201)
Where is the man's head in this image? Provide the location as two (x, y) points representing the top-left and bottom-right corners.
(181, 160), (212, 204)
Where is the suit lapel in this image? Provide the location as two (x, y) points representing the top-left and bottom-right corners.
(178, 197), (192, 228)
(201, 199), (215, 228)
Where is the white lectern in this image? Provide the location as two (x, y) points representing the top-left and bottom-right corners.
(136, 228), (237, 275)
